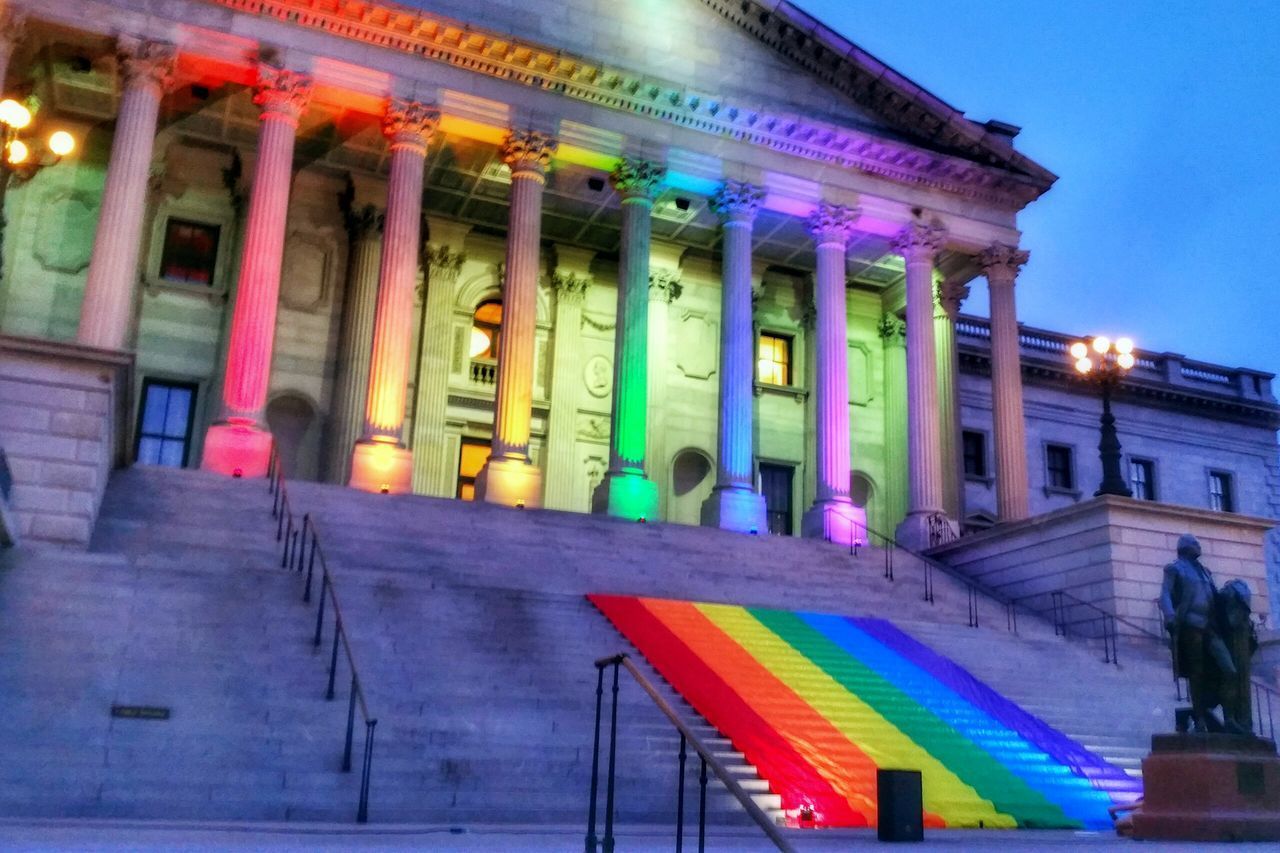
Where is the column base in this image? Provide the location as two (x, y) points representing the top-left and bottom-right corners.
(348, 440), (413, 495)
(895, 510), (959, 552)
(700, 486), (767, 535)
(202, 421), (273, 479)
(801, 498), (866, 548)
(591, 470), (659, 522)
(474, 455), (544, 509)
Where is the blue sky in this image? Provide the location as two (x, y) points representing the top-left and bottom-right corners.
(795, 0), (1280, 377)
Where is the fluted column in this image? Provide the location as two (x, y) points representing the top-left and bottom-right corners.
(800, 202), (865, 546)
(592, 158), (664, 520)
(326, 201), (383, 484)
(543, 247), (592, 510)
(202, 66), (311, 478)
(76, 38), (175, 350)
(0, 7), (26, 89)
(646, 256), (681, 520)
(411, 219), (470, 497)
(893, 221), (958, 549)
(879, 313), (908, 530)
(980, 243), (1031, 520)
(474, 130), (556, 507)
(701, 181), (767, 533)
(935, 278), (969, 521)
(349, 101), (437, 494)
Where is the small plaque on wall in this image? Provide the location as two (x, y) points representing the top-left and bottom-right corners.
(111, 705), (170, 721)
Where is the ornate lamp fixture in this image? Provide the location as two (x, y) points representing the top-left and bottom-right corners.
(1070, 335), (1137, 497)
(0, 96), (76, 281)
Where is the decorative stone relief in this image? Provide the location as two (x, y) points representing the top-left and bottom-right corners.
(280, 232), (334, 312)
(675, 312), (718, 380)
(878, 313), (906, 346)
(578, 415), (610, 442)
(583, 355), (612, 398)
(848, 341), (873, 407)
(33, 188), (96, 274)
(649, 269), (683, 304)
(585, 454), (608, 496)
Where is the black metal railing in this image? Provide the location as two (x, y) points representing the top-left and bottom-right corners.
(1252, 678), (1277, 741)
(1048, 590), (1119, 666)
(586, 654), (794, 853)
(0, 446), (11, 503)
(267, 445), (378, 822)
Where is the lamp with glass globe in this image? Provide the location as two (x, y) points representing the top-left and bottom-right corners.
(0, 96), (77, 282)
(1070, 335), (1137, 497)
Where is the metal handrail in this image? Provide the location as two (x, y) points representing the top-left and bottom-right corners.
(267, 445), (378, 823)
(1251, 677), (1277, 741)
(586, 653), (794, 853)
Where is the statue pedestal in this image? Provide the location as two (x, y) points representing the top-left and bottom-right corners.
(1130, 733), (1280, 841)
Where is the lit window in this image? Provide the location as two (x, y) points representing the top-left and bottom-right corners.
(757, 333), (792, 386)
(1130, 459), (1156, 501)
(1046, 444), (1074, 491)
(159, 218), (220, 285)
(962, 431), (987, 479)
(135, 379), (197, 467)
(470, 300), (502, 360)
(1209, 471), (1234, 513)
(456, 438), (491, 501)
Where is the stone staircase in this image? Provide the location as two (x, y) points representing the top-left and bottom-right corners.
(0, 465), (1179, 828)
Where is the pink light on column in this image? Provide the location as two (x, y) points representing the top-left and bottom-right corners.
(202, 66), (311, 478)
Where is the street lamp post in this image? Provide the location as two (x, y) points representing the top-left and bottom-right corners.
(1070, 335), (1137, 497)
(0, 96), (76, 282)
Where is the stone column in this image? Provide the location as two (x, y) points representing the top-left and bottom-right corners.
(0, 7), (26, 89)
(202, 67), (311, 478)
(592, 158), (664, 520)
(474, 130), (557, 507)
(979, 243), (1031, 521)
(892, 221), (958, 549)
(543, 246), (593, 510)
(646, 250), (681, 520)
(879, 313), (908, 531)
(701, 181), (767, 533)
(326, 200), (383, 484)
(411, 218), (470, 497)
(76, 39), (175, 351)
(349, 100), (438, 494)
(799, 202), (865, 546)
(935, 277), (969, 522)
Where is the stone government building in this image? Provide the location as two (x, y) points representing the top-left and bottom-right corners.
(1, 0), (1277, 622)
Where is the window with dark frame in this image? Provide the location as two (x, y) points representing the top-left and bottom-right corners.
(159, 218), (221, 285)
(757, 333), (792, 386)
(1130, 459), (1156, 501)
(456, 438), (491, 502)
(1045, 444), (1074, 491)
(962, 430), (987, 478)
(1209, 471), (1234, 513)
(134, 379), (198, 468)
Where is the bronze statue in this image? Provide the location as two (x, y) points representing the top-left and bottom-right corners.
(1159, 533), (1258, 735)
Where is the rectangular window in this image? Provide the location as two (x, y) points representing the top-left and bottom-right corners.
(1045, 444), (1074, 491)
(135, 379), (197, 468)
(757, 333), (792, 386)
(159, 218), (221, 285)
(759, 463), (794, 536)
(1209, 471), (1234, 513)
(1130, 458), (1156, 501)
(962, 430), (987, 478)
(456, 438), (491, 502)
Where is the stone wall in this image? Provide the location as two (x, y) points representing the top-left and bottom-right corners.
(0, 335), (131, 547)
(929, 495), (1274, 638)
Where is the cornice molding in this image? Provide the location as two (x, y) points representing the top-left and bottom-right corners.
(207, 0), (1049, 209)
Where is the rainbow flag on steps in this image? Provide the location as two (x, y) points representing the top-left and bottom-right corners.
(589, 595), (1142, 830)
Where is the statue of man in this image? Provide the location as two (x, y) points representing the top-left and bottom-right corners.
(1212, 579), (1258, 735)
(1159, 533), (1221, 731)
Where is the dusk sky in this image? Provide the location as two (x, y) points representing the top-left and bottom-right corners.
(796, 0), (1280, 378)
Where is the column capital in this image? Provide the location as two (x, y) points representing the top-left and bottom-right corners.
(424, 244), (466, 283)
(877, 312), (906, 345)
(117, 37), (176, 94)
(978, 242), (1030, 285)
(892, 220), (947, 263)
(935, 277), (970, 321)
(343, 203), (384, 240)
(648, 268), (682, 303)
(382, 99), (439, 153)
(551, 270), (590, 305)
(253, 64), (312, 123)
(501, 129), (557, 178)
(611, 157), (666, 201)
(710, 180), (764, 224)
(806, 202), (859, 247)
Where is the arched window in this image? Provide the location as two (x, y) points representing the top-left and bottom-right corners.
(470, 300), (502, 360)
